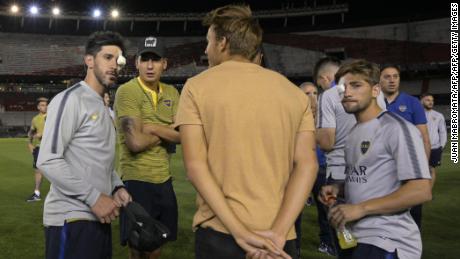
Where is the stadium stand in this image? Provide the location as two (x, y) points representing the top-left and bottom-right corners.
(0, 19), (449, 79)
(0, 16), (450, 136)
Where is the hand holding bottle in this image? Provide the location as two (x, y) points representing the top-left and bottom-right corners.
(328, 198), (357, 249)
(329, 200), (366, 229)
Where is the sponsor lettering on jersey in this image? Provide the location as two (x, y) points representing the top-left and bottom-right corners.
(345, 165), (368, 183)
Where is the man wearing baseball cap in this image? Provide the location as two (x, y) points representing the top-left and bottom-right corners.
(114, 36), (180, 259)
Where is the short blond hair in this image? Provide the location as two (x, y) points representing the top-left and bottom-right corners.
(203, 5), (263, 60)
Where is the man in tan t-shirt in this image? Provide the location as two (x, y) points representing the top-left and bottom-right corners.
(176, 5), (318, 259)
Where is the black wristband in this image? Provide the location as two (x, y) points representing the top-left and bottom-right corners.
(112, 185), (126, 196)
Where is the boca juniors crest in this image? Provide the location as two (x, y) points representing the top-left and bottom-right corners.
(399, 105), (407, 112)
(163, 100), (172, 107)
(361, 141), (370, 154)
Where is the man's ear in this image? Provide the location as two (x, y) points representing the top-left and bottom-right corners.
(162, 58), (168, 70)
(217, 36), (228, 53)
(84, 55), (94, 69)
(372, 83), (381, 98)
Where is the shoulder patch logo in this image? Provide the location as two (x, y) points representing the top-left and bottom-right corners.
(163, 99), (171, 107)
(361, 141), (370, 154)
(90, 113), (98, 121)
(399, 105), (407, 112)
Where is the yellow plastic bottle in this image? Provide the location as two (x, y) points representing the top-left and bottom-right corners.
(336, 225), (357, 249)
(327, 195), (358, 249)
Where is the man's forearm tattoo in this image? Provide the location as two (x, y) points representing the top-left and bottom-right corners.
(121, 117), (135, 136)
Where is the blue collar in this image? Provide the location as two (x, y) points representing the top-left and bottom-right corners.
(384, 92), (401, 105)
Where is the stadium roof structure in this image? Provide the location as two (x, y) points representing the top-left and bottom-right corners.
(0, 0), (448, 36)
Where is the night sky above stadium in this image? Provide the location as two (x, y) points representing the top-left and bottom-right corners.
(0, 0), (448, 20)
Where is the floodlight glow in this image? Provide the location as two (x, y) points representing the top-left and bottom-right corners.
(93, 9), (101, 18)
(10, 5), (19, 13)
(52, 7), (60, 16)
(29, 5), (39, 15)
(111, 9), (119, 18)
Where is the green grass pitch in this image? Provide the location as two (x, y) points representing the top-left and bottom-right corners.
(0, 138), (458, 258)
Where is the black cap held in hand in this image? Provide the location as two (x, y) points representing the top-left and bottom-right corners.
(123, 201), (170, 251)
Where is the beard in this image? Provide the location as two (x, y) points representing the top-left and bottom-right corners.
(94, 63), (117, 88)
(342, 97), (373, 114)
(343, 102), (361, 114)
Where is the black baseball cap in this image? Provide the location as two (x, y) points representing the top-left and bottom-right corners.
(137, 36), (165, 58)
